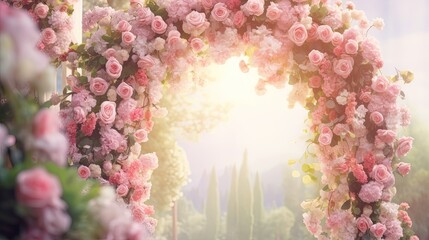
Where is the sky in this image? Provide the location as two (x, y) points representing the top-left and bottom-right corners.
(178, 0), (429, 184)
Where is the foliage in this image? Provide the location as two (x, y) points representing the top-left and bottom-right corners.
(262, 207), (295, 240)
(205, 167), (220, 240)
(253, 172), (265, 240)
(226, 165), (238, 240)
(237, 150), (253, 240)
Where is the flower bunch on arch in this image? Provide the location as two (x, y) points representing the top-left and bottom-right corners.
(59, 0), (418, 238)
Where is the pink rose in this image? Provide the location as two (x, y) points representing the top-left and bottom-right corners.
(137, 55), (156, 69)
(288, 23), (308, 46)
(134, 129), (148, 143)
(410, 236), (419, 240)
(32, 109), (61, 139)
(308, 75), (322, 88)
(17, 168), (62, 208)
(370, 111), (384, 125)
(190, 38), (205, 53)
(371, 164), (393, 185)
(396, 137), (413, 157)
(318, 133), (332, 146)
(89, 77), (109, 96)
(73, 107), (86, 124)
(370, 223), (386, 238)
(308, 50), (324, 66)
(358, 181), (383, 203)
(202, 0), (213, 9)
(376, 129), (396, 144)
(333, 56), (354, 78)
(211, 3), (229, 22)
(106, 57), (123, 79)
(34, 3), (49, 19)
(78, 165), (91, 179)
(397, 162), (411, 176)
(331, 32), (344, 46)
(241, 0), (264, 16)
(371, 76), (389, 93)
(356, 216), (373, 232)
(39, 207), (71, 236)
(122, 31), (136, 45)
(116, 184), (129, 197)
(116, 20), (132, 32)
(117, 99), (137, 121)
(183, 11), (209, 36)
(233, 11), (246, 28)
(266, 3), (282, 21)
(41, 28), (57, 45)
(116, 82), (134, 100)
(317, 25), (333, 43)
(345, 39), (358, 55)
(99, 101), (116, 124)
(151, 16), (167, 34)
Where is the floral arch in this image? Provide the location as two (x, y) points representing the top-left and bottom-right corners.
(1, 0), (419, 239)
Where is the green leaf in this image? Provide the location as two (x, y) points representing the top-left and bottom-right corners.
(102, 35), (113, 42)
(322, 185), (330, 191)
(341, 199), (351, 210)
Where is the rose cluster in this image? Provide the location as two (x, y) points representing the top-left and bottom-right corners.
(4, 0), (75, 60)
(59, 0), (418, 238)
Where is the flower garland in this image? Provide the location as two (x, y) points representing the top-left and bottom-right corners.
(3, 0), (75, 62)
(60, 0), (418, 238)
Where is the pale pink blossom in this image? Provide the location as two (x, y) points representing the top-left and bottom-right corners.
(370, 111), (384, 125)
(356, 216), (373, 232)
(190, 38), (205, 53)
(288, 22), (308, 46)
(32, 109), (61, 139)
(34, 3), (49, 19)
(211, 3), (230, 22)
(372, 76), (389, 93)
(90, 77), (109, 96)
(241, 0), (265, 16)
(233, 11), (246, 28)
(331, 32), (344, 46)
(106, 57), (123, 79)
(99, 101), (116, 125)
(397, 162), (411, 176)
(377, 129), (396, 144)
(116, 20), (132, 32)
(333, 56), (354, 78)
(151, 16), (167, 34)
(134, 129), (149, 143)
(370, 223), (386, 238)
(396, 137), (413, 157)
(41, 28), (57, 45)
(266, 3), (282, 21)
(317, 25), (333, 43)
(345, 39), (358, 55)
(116, 82), (134, 100)
(122, 31), (136, 45)
(17, 168), (62, 208)
(371, 165), (393, 186)
(308, 50), (324, 66)
(359, 181), (383, 203)
(308, 75), (322, 88)
(182, 11), (210, 36)
(116, 184), (129, 197)
(78, 165), (91, 179)
(39, 206), (71, 236)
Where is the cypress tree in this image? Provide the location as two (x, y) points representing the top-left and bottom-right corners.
(252, 172), (265, 240)
(237, 150), (253, 240)
(226, 165), (238, 240)
(205, 167), (220, 240)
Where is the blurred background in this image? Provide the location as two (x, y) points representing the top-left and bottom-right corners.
(80, 1), (429, 239)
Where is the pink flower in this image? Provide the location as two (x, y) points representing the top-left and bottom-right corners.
(370, 111), (384, 125)
(241, 0), (264, 16)
(140, 153), (159, 170)
(396, 137), (413, 157)
(317, 25), (333, 43)
(81, 113), (97, 136)
(116, 184), (129, 197)
(116, 20), (132, 32)
(370, 223), (386, 238)
(34, 3), (49, 19)
(89, 77), (109, 96)
(39, 206), (71, 236)
(308, 75), (322, 88)
(371, 164), (393, 186)
(122, 31), (136, 45)
(356, 216), (373, 232)
(106, 57), (123, 79)
(288, 23), (308, 46)
(372, 76), (389, 93)
(134, 129), (148, 143)
(345, 39), (358, 55)
(377, 129), (396, 144)
(397, 162), (411, 176)
(308, 50), (324, 66)
(17, 168), (62, 208)
(358, 181), (383, 203)
(32, 109), (61, 139)
(116, 82), (134, 100)
(130, 108), (144, 122)
(151, 16), (167, 34)
(318, 133), (332, 146)
(131, 184), (151, 202)
(103, 48), (116, 59)
(99, 101), (116, 125)
(266, 3), (282, 21)
(41, 28), (57, 45)
(332, 32), (344, 46)
(183, 11), (209, 36)
(410, 236), (419, 240)
(101, 128), (125, 153)
(233, 11), (246, 28)
(211, 3), (230, 22)
(117, 99), (137, 121)
(333, 56), (354, 78)
(78, 165), (91, 179)
(73, 107), (86, 124)
(190, 38), (205, 53)
(352, 164), (368, 184)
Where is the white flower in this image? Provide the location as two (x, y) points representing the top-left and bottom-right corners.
(373, 18), (384, 30)
(355, 104), (368, 119)
(336, 89), (349, 105)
